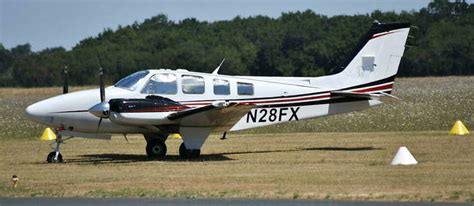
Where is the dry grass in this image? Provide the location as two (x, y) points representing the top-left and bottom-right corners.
(0, 132), (473, 202)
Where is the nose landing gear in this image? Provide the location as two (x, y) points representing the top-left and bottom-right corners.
(47, 133), (64, 163)
(46, 128), (72, 163)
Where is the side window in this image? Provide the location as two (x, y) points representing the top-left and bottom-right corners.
(237, 82), (254, 95)
(141, 73), (177, 94)
(213, 79), (230, 95)
(182, 75), (205, 94)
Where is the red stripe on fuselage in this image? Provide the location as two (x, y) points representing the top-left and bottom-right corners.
(351, 83), (393, 93)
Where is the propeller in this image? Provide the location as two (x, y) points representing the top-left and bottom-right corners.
(99, 67), (105, 102)
(97, 67), (105, 134)
(88, 66), (110, 135)
(63, 66), (68, 94)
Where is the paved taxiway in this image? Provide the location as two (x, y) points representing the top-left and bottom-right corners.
(0, 198), (471, 206)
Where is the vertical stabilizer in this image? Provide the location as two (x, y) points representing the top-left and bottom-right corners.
(315, 21), (411, 91)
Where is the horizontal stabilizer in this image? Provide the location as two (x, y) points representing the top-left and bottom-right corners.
(331, 91), (401, 103)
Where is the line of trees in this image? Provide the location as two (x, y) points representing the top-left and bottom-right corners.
(0, 0), (473, 87)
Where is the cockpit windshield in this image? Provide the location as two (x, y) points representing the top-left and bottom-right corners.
(114, 70), (150, 90)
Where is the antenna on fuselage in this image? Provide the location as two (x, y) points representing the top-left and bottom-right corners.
(212, 58), (225, 75)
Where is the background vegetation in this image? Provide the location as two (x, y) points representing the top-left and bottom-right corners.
(0, 0), (473, 87)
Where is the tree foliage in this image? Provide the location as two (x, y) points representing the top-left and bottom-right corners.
(0, 0), (473, 87)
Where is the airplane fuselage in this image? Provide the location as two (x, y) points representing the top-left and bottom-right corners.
(26, 69), (389, 135)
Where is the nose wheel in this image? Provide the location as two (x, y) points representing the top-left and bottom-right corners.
(47, 151), (63, 163)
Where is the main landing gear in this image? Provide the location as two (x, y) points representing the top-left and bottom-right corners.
(145, 133), (168, 159)
(144, 134), (201, 159)
(146, 139), (167, 159)
(179, 143), (200, 159)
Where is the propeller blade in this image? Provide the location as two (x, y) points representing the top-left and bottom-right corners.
(63, 66), (69, 94)
(99, 67), (105, 102)
(96, 117), (103, 134)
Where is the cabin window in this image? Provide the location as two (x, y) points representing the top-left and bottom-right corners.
(213, 79), (230, 95)
(237, 82), (254, 95)
(141, 73), (177, 94)
(182, 75), (205, 94)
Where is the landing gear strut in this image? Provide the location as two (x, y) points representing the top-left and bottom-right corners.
(179, 143), (200, 159)
(47, 133), (63, 163)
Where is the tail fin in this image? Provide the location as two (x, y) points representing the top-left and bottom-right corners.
(317, 21), (411, 92)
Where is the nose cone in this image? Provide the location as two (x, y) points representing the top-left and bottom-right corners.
(25, 101), (51, 124)
(89, 102), (110, 118)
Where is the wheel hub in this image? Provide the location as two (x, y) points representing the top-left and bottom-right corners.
(152, 146), (162, 154)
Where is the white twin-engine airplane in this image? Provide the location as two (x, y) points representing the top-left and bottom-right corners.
(26, 21), (410, 163)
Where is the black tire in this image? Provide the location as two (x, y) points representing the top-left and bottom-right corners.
(179, 143), (200, 159)
(46, 152), (63, 163)
(146, 140), (167, 159)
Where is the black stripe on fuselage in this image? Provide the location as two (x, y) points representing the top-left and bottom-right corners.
(341, 75), (396, 91)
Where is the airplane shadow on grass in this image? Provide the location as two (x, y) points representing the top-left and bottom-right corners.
(65, 153), (234, 165)
(218, 146), (382, 156)
(61, 146), (382, 165)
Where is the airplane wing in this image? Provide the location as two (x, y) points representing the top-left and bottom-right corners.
(331, 91), (401, 103)
(168, 101), (255, 132)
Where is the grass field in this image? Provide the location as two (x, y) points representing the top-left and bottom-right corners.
(0, 132), (473, 201)
(0, 77), (473, 201)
